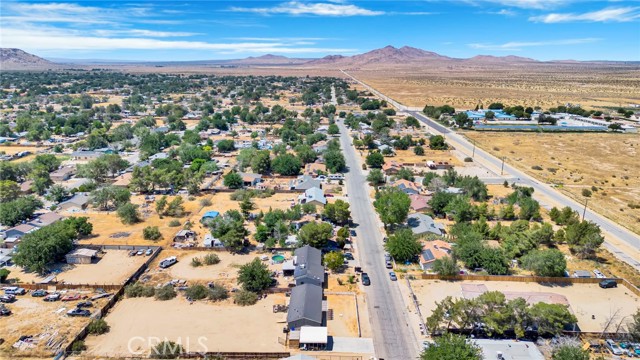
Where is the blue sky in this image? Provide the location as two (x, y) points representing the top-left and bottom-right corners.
(0, 0), (638, 61)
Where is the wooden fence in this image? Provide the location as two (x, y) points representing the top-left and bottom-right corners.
(180, 352), (291, 359)
(15, 283), (122, 291)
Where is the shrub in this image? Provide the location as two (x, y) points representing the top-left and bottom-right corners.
(199, 198), (212, 207)
(150, 341), (183, 359)
(208, 284), (229, 301)
(185, 284), (208, 300)
(125, 282), (155, 298)
(143, 226), (162, 241)
(203, 253), (220, 265)
(71, 340), (86, 353)
(191, 257), (203, 267)
(87, 319), (110, 335)
(464, 157), (473, 162)
(234, 290), (258, 306)
(168, 220), (181, 227)
(581, 189), (592, 197)
(531, 165), (543, 170)
(0, 269), (10, 282)
(155, 284), (177, 301)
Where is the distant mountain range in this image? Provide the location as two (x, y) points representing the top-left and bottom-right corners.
(1, 46), (636, 70)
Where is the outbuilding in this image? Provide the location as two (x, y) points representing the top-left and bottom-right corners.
(65, 248), (98, 264)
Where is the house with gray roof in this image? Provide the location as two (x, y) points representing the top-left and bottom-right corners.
(58, 193), (90, 212)
(293, 245), (325, 286)
(298, 187), (327, 207)
(287, 283), (324, 329)
(407, 213), (446, 237)
(289, 175), (321, 191)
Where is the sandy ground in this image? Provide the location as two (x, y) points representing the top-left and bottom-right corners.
(3, 250), (148, 285)
(463, 132), (640, 236)
(326, 294), (360, 338)
(0, 291), (109, 357)
(0, 145), (48, 155)
(412, 279), (640, 333)
(85, 296), (286, 356)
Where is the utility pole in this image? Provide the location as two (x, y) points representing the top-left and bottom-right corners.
(472, 139), (476, 158)
(582, 198), (589, 221)
(501, 157), (505, 175)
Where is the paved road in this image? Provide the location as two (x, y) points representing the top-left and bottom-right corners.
(343, 69), (640, 271)
(337, 119), (420, 360)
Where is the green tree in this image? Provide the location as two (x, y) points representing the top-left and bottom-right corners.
(216, 139), (235, 152)
(150, 341), (183, 359)
(429, 135), (448, 150)
(48, 184), (69, 203)
(396, 168), (415, 181)
(367, 169), (385, 185)
(223, 172), (243, 189)
(238, 258), (272, 292)
(323, 200), (351, 225)
(250, 150), (271, 174)
(240, 198), (255, 218)
(324, 251), (345, 272)
(520, 249), (566, 277)
(325, 150), (346, 173)
(454, 112), (472, 128)
(413, 146), (425, 156)
(272, 153), (302, 176)
(328, 124), (340, 135)
(366, 152), (385, 168)
(552, 343), (589, 360)
(629, 309), (640, 341)
(0, 180), (20, 202)
(298, 221), (334, 248)
(432, 256), (459, 276)
(294, 144), (317, 164)
(374, 187), (411, 228)
(165, 197), (185, 217)
(0, 268), (11, 282)
(564, 220), (604, 259)
(87, 319), (110, 335)
(185, 284), (209, 300)
(384, 229), (422, 263)
(155, 195), (168, 216)
(143, 226), (162, 241)
(421, 333), (482, 360)
(0, 196), (43, 227)
(528, 302), (577, 336)
(116, 202), (140, 224)
(405, 116), (420, 128)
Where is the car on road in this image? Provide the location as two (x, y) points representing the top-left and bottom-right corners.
(4, 287), (26, 295)
(145, 248), (153, 256)
(61, 294), (81, 301)
(31, 289), (48, 297)
(0, 294), (16, 303)
(350, 229), (356, 237)
(385, 260), (393, 269)
(361, 272), (371, 286)
(77, 301), (93, 308)
(344, 253), (354, 261)
(44, 293), (61, 302)
(384, 253), (391, 262)
(67, 308), (91, 317)
(389, 272), (397, 281)
(599, 279), (617, 289)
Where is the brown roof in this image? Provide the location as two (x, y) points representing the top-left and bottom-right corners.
(31, 212), (65, 227)
(113, 172), (132, 187)
(421, 240), (452, 264)
(409, 194), (430, 211)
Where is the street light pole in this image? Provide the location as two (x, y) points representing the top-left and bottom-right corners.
(472, 139), (476, 158)
(582, 198), (589, 221)
(501, 157), (505, 175)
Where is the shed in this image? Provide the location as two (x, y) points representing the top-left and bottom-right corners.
(573, 270), (592, 278)
(58, 193), (90, 211)
(65, 248), (98, 264)
(203, 233), (224, 248)
(174, 230), (196, 242)
(299, 326), (328, 350)
(201, 210), (220, 223)
(287, 284), (324, 329)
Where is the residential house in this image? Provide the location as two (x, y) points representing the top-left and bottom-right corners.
(298, 187), (327, 207)
(174, 230), (196, 242)
(444, 187), (465, 195)
(292, 214), (317, 230)
(203, 233), (225, 249)
(292, 245), (325, 286)
(19, 180), (34, 194)
(390, 179), (422, 195)
(2, 224), (38, 241)
(382, 161), (403, 175)
(304, 163), (327, 177)
(420, 240), (453, 271)
(65, 248), (98, 264)
(28, 212), (65, 228)
(58, 193), (90, 212)
(290, 175), (322, 191)
(378, 144), (395, 155)
(407, 213), (446, 237)
(113, 172), (133, 187)
(409, 194), (431, 212)
(286, 283), (324, 329)
(71, 150), (102, 161)
(50, 166), (76, 182)
(239, 173), (262, 187)
(148, 152), (169, 161)
(312, 141), (328, 154)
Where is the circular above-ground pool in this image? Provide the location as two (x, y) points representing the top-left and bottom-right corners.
(272, 254), (285, 263)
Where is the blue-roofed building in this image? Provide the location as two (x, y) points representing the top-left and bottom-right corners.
(201, 210), (220, 223)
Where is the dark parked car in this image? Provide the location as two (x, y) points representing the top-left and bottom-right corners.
(344, 253), (354, 261)
(361, 272), (371, 286)
(599, 279), (617, 289)
(77, 301), (93, 308)
(67, 308), (91, 317)
(0, 306), (11, 316)
(31, 289), (48, 297)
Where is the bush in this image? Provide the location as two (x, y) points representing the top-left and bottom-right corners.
(125, 282), (155, 298)
(150, 341), (183, 359)
(0, 269), (10, 282)
(531, 165), (543, 170)
(199, 198), (212, 207)
(71, 340), (86, 353)
(168, 220), (181, 227)
(143, 226), (162, 241)
(208, 284), (229, 301)
(581, 189), (592, 197)
(155, 284), (177, 301)
(234, 290), (258, 306)
(191, 257), (203, 267)
(464, 157), (473, 162)
(87, 319), (110, 335)
(203, 253), (220, 265)
(185, 284), (209, 300)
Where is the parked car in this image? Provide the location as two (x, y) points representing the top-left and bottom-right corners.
(361, 272), (371, 286)
(90, 292), (112, 301)
(77, 301), (93, 308)
(145, 249), (153, 256)
(325, 194), (334, 197)
(129, 250), (137, 256)
(384, 253), (391, 262)
(593, 269), (606, 278)
(385, 260), (393, 269)
(136, 249), (144, 256)
(383, 237), (388, 243)
(67, 308), (91, 317)
(389, 272), (397, 281)
(4, 287), (26, 295)
(159, 256), (178, 269)
(31, 289), (48, 297)
(61, 294), (81, 301)
(350, 229), (356, 237)
(606, 339), (624, 355)
(344, 253), (354, 261)
(0, 294), (16, 303)
(599, 279), (617, 288)
(0, 305), (11, 316)
(44, 293), (61, 302)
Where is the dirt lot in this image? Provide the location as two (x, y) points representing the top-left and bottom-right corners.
(0, 291), (109, 357)
(354, 65), (640, 110)
(412, 279), (640, 333)
(85, 296), (286, 356)
(4, 250), (147, 285)
(326, 294), (360, 338)
(0, 145), (47, 155)
(462, 132), (640, 236)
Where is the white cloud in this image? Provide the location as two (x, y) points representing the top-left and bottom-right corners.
(468, 37), (600, 51)
(0, 25), (356, 55)
(469, 0), (571, 9)
(229, 1), (384, 16)
(93, 29), (200, 38)
(530, 6), (640, 23)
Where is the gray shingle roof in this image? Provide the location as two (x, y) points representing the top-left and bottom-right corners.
(287, 283), (323, 325)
